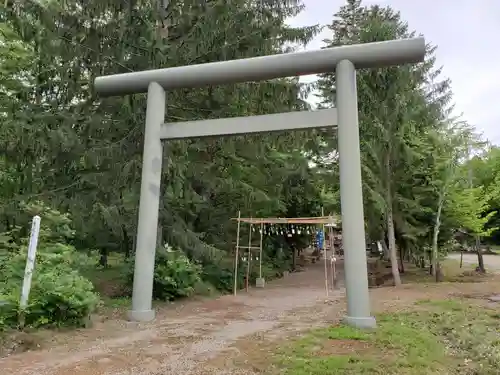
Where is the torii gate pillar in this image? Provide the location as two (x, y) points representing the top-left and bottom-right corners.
(94, 37), (426, 328)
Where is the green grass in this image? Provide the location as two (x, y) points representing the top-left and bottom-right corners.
(489, 245), (500, 254)
(78, 252), (130, 299)
(394, 259), (490, 284)
(274, 298), (500, 375)
(79, 252), (222, 313)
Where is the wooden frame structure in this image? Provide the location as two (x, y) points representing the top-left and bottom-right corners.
(231, 211), (340, 297)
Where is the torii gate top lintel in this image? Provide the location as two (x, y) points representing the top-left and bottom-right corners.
(94, 37), (425, 97)
(102, 35), (426, 328)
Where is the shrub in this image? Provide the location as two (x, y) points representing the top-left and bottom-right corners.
(126, 244), (201, 301)
(201, 257), (239, 292)
(200, 248), (290, 293)
(192, 280), (218, 296)
(0, 203), (100, 330)
(0, 268), (99, 329)
(0, 243), (100, 329)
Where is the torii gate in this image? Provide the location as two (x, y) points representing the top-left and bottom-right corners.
(94, 37), (425, 328)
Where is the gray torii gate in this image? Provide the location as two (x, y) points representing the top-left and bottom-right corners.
(94, 37), (425, 328)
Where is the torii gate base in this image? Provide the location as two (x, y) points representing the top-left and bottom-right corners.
(95, 37), (426, 329)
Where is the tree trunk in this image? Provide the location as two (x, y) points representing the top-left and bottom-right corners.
(384, 151), (401, 286)
(431, 194), (445, 281)
(381, 239), (390, 261)
(399, 244), (406, 273)
(398, 246), (405, 273)
(405, 245), (412, 262)
(476, 236), (486, 273)
(99, 248), (109, 268)
(467, 149), (485, 274)
(123, 227), (131, 259)
(386, 208), (402, 286)
(435, 261), (443, 282)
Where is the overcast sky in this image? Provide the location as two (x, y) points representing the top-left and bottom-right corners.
(289, 0), (499, 144)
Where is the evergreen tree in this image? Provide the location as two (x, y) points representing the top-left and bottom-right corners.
(316, 0), (456, 284)
(0, 0), (323, 273)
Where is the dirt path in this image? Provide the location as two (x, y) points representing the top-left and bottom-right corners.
(1, 257), (498, 375)
(448, 253), (500, 272)
(0, 260), (345, 375)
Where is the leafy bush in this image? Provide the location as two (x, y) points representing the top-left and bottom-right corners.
(201, 257), (239, 292)
(258, 264), (280, 280)
(192, 280), (218, 296)
(0, 267), (99, 329)
(0, 202), (100, 330)
(200, 242), (291, 293)
(126, 244), (201, 301)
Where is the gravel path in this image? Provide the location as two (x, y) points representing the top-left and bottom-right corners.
(448, 253), (500, 272)
(0, 259), (344, 375)
(2, 253), (498, 375)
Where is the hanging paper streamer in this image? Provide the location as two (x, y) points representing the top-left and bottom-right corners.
(241, 254), (254, 262)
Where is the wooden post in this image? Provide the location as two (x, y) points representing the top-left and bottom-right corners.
(322, 207), (328, 298)
(259, 222), (263, 279)
(246, 219), (253, 292)
(329, 223), (338, 289)
(233, 211), (241, 296)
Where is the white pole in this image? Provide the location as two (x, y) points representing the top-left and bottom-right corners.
(233, 211), (241, 296)
(20, 215), (41, 310)
(322, 208), (328, 299)
(323, 227), (328, 298)
(259, 222), (263, 279)
(246, 220), (253, 292)
(331, 226), (338, 289)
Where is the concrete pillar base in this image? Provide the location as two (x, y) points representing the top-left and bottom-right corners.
(128, 309), (155, 322)
(343, 315), (377, 329)
(256, 277), (266, 288)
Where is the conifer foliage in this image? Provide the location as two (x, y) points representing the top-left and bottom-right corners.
(0, 0), (498, 328)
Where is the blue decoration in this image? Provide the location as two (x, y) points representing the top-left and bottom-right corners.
(316, 230), (324, 249)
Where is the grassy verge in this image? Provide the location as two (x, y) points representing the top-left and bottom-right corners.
(275, 298), (500, 375)
(78, 252), (130, 299)
(80, 252), (222, 314)
(489, 246), (500, 255)
(401, 259), (488, 283)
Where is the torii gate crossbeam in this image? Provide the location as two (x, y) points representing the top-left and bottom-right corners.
(94, 37), (425, 329)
